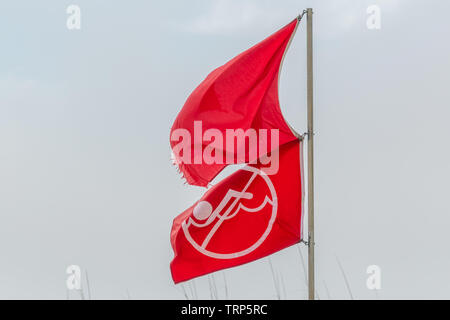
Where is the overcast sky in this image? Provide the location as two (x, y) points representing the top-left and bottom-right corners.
(1, 0), (450, 299)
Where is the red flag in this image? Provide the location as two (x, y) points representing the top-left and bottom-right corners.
(170, 19), (300, 186)
(170, 140), (304, 283)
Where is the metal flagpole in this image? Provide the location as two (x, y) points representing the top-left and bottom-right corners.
(306, 8), (315, 301)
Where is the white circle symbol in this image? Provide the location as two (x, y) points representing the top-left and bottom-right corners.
(193, 201), (213, 220)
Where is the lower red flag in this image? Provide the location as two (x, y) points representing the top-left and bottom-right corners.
(170, 139), (304, 283)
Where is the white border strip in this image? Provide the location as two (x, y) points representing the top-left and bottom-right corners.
(277, 17), (302, 139)
(299, 138), (306, 241)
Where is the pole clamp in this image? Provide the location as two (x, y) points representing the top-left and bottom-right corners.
(302, 131), (315, 138)
(300, 238), (315, 247)
(297, 10), (307, 21)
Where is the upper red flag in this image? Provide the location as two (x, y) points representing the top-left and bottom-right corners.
(170, 19), (300, 186)
(170, 140), (304, 283)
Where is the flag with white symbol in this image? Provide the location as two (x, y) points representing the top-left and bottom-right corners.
(170, 140), (303, 283)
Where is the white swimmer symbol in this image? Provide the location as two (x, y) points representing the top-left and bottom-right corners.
(182, 166), (278, 259)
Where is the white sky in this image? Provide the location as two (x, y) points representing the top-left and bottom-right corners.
(1, 0), (450, 299)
